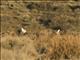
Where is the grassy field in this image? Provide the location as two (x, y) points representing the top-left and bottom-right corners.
(1, 1), (80, 60)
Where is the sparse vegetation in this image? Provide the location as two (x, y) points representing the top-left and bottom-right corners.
(1, 1), (80, 60)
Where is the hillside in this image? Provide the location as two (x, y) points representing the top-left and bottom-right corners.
(1, 1), (80, 60)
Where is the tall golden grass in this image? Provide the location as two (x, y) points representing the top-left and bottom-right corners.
(1, 30), (80, 60)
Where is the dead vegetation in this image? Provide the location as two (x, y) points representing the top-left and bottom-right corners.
(1, 1), (80, 60)
(1, 32), (80, 60)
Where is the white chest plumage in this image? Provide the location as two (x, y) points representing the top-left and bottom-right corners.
(21, 28), (26, 34)
(56, 29), (60, 35)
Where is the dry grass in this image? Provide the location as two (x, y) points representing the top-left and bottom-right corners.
(1, 31), (80, 60)
(1, 1), (80, 60)
(1, 35), (38, 60)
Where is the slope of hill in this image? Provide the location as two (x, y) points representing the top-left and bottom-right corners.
(1, 1), (80, 60)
